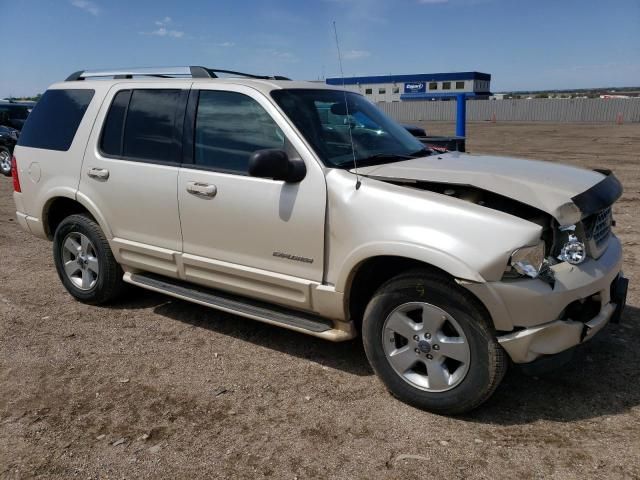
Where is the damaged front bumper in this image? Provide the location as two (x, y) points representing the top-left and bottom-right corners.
(463, 235), (627, 364)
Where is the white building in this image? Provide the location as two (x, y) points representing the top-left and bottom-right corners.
(326, 72), (492, 103)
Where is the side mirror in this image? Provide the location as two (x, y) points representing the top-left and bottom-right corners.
(248, 149), (306, 183)
(330, 102), (359, 116)
(402, 124), (427, 137)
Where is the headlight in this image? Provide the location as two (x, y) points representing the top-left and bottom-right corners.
(557, 225), (586, 265)
(508, 241), (545, 278)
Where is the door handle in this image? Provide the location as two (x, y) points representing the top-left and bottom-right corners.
(87, 167), (109, 180)
(186, 181), (217, 198)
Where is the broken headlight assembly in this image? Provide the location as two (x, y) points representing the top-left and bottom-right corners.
(506, 241), (546, 279)
(557, 225), (587, 265)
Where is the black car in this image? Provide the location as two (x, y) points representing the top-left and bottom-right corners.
(0, 102), (33, 131)
(0, 125), (18, 176)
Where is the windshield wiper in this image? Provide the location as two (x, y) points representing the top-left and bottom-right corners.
(337, 153), (415, 168)
(361, 153), (416, 162)
(334, 153), (411, 168)
(335, 151), (430, 168)
(407, 148), (433, 157)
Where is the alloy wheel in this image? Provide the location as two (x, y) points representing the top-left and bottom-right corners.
(61, 232), (100, 290)
(382, 302), (471, 392)
(0, 150), (11, 175)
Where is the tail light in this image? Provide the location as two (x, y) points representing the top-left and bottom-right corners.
(11, 155), (21, 192)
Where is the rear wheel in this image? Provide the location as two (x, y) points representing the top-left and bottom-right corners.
(362, 271), (507, 414)
(53, 214), (125, 304)
(0, 147), (11, 176)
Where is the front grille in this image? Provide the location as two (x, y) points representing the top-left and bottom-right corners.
(584, 207), (612, 246)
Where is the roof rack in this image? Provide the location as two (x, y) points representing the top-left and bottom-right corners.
(65, 66), (291, 81)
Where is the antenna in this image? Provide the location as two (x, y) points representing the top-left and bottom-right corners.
(332, 21), (361, 190)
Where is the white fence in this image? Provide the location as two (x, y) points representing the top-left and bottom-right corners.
(377, 98), (640, 123)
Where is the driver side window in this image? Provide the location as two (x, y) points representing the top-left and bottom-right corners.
(195, 91), (285, 174)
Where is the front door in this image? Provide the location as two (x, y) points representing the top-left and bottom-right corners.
(177, 86), (326, 309)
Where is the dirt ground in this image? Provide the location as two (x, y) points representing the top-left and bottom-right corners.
(1, 122), (639, 479)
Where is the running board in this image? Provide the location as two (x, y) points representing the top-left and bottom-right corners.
(123, 272), (355, 341)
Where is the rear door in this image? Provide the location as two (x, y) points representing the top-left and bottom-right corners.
(176, 85), (327, 309)
(79, 83), (190, 277)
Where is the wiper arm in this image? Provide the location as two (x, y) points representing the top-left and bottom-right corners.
(335, 152), (422, 168)
(407, 148), (433, 157)
(359, 153), (415, 162)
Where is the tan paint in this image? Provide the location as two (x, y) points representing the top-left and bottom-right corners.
(355, 151), (605, 226)
(498, 303), (615, 363)
(464, 236), (622, 331)
(12, 76), (624, 361)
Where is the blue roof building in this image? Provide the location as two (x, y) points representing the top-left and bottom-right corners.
(326, 72), (491, 102)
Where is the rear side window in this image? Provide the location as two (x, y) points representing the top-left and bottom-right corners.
(123, 90), (182, 163)
(100, 89), (184, 164)
(194, 90), (284, 174)
(18, 89), (94, 151)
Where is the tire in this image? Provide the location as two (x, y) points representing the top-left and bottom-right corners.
(0, 146), (11, 177)
(53, 213), (125, 305)
(362, 270), (507, 415)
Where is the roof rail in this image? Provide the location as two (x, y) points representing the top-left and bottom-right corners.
(65, 66), (290, 81)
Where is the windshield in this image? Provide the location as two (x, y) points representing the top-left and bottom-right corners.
(271, 89), (428, 168)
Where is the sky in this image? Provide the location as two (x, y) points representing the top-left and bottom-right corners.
(2, 0), (639, 97)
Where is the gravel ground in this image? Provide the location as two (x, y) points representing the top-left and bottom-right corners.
(1, 122), (639, 479)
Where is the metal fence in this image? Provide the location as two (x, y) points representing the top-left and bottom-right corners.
(377, 98), (640, 123)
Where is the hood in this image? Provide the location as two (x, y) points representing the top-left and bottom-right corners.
(354, 152), (622, 226)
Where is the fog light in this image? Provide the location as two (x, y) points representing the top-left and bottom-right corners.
(559, 233), (586, 265)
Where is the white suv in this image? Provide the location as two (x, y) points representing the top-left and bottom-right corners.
(12, 66), (628, 414)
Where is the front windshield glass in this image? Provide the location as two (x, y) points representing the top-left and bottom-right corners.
(271, 89), (428, 168)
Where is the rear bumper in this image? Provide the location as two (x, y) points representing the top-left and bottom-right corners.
(14, 211), (46, 238)
(16, 211), (30, 232)
(463, 235), (626, 363)
(14, 193), (46, 238)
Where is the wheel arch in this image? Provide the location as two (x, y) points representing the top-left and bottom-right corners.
(43, 192), (112, 240)
(339, 245), (491, 333)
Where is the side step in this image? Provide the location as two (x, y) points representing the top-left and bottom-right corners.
(123, 272), (355, 341)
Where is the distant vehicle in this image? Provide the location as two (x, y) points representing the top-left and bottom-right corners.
(600, 95), (630, 99)
(0, 102), (33, 131)
(0, 125), (18, 176)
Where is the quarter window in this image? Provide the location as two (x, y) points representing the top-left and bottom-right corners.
(194, 90), (285, 174)
(18, 89), (94, 151)
(100, 90), (131, 156)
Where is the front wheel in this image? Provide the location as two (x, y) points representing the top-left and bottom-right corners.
(0, 147), (11, 176)
(53, 214), (125, 304)
(362, 271), (507, 415)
